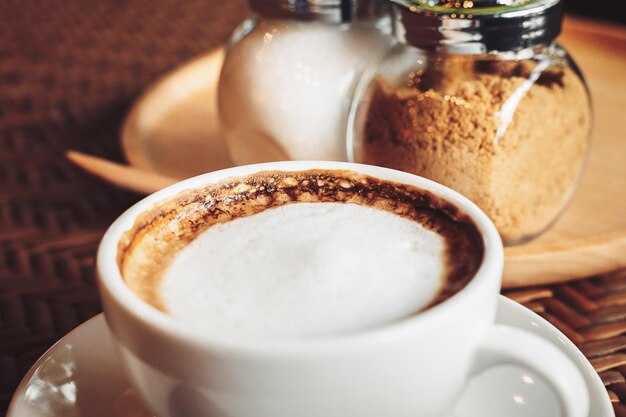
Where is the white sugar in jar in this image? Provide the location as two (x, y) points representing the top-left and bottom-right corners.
(218, 0), (391, 165)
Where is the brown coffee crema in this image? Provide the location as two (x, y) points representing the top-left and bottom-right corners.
(118, 169), (484, 312)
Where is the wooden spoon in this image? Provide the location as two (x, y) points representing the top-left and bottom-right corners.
(66, 150), (177, 194)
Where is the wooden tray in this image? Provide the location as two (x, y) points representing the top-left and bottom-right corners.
(119, 17), (626, 289)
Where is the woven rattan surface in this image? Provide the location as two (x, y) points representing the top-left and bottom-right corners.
(0, 1), (624, 416)
(0, 1), (249, 413)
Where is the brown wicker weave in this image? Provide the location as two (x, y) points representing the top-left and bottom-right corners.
(0, 1), (624, 416)
(0, 1), (249, 413)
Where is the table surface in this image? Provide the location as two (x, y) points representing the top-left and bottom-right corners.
(1, 1), (625, 416)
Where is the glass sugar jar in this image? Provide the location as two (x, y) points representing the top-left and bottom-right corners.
(218, 0), (391, 165)
(348, 0), (592, 245)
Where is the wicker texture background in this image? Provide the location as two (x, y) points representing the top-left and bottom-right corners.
(0, 1), (624, 416)
(0, 1), (249, 413)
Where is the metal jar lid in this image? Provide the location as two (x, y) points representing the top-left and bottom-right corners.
(249, 0), (389, 22)
(392, 0), (564, 53)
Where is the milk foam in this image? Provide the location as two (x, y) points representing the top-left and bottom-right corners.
(160, 202), (446, 339)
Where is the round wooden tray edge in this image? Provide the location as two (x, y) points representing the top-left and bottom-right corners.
(564, 15), (626, 42)
(504, 230), (626, 287)
(120, 46), (226, 173)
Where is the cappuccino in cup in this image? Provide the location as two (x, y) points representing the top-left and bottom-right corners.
(118, 169), (483, 339)
(98, 161), (588, 417)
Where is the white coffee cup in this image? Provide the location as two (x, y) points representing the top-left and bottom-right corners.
(97, 161), (589, 417)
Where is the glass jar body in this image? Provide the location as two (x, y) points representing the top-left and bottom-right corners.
(218, 15), (391, 165)
(349, 43), (592, 245)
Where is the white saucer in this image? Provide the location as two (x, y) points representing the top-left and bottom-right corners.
(7, 296), (613, 417)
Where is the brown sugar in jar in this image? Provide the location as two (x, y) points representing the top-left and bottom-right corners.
(348, 1), (592, 244)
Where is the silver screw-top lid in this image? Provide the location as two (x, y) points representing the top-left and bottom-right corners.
(392, 0), (564, 53)
(249, 0), (389, 22)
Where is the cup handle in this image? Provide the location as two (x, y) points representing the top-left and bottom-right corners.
(471, 324), (590, 417)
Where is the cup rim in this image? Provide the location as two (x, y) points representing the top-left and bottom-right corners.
(97, 161), (504, 355)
